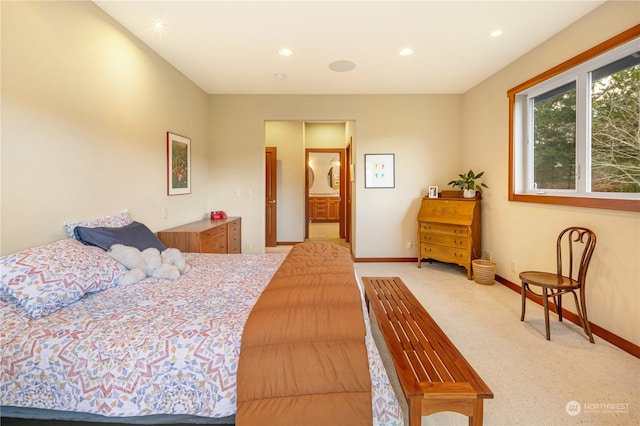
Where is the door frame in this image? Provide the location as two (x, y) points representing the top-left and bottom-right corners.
(345, 138), (352, 243)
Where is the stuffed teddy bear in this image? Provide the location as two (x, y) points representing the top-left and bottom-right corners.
(107, 244), (190, 286)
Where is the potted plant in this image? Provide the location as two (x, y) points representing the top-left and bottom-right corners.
(448, 169), (488, 198)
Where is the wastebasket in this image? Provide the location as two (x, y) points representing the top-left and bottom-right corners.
(472, 259), (496, 285)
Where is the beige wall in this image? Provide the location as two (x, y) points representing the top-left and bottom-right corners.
(305, 122), (347, 148)
(462, 0), (640, 345)
(209, 95), (463, 257)
(1, 1), (210, 253)
(264, 121), (305, 243)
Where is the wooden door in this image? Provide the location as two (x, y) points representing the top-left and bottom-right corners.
(265, 147), (277, 247)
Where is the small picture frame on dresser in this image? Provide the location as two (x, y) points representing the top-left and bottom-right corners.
(428, 186), (438, 198)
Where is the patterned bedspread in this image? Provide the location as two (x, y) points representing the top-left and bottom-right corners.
(1, 252), (402, 424)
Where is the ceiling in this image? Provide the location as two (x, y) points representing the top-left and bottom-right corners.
(94, 1), (605, 95)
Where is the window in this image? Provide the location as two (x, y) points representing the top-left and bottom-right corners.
(508, 26), (640, 212)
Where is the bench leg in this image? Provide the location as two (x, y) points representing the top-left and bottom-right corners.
(469, 400), (484, 426)
(408, 397), (422, 426)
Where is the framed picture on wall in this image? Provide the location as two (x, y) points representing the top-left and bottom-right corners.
(365, 154), (395, 188)
(167, 132), (191, 195)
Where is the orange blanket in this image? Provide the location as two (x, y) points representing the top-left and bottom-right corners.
(236, 241), (373, 425)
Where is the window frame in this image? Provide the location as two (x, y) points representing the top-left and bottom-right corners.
(508, 25), (640, 212)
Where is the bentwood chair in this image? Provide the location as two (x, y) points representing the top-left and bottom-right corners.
(519, 226), (597, 343)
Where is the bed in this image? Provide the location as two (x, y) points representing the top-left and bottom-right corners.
(0, 215), (403, 425)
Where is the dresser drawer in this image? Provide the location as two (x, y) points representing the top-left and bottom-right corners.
(201, 226), (226, 253)
(201, 236), (225, 253)
(421, 222), (468, 236)
(421, 244), (468, 264)
(228, 220), (240, 235)
(227, 219), (241, 254)
(420, 232), (467, 248)
(202, 226), (225, 240)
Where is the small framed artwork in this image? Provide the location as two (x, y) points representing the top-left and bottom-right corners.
(167, 132), (191, 195)
(428, 186), (439, 198)
(365, 154), (395, 188)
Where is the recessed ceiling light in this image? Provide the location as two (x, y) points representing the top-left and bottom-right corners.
(329, 60), (356, 72)
(274, 73), (287, 80)
(399, 48), (414, 56)
(278, 48), (293, 57)
(150, 15), (169, 36)
(490, 29), (503, 38)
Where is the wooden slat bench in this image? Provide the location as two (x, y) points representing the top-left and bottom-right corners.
(362, 277), (493, 426)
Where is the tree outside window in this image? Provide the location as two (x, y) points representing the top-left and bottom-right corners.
(591, 58), (640, 193)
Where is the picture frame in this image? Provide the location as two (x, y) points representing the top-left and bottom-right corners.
(167, 132), (191, 195)
(428, 186), (439, 198)
(364, 154), (395, 188)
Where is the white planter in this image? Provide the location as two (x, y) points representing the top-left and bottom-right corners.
(463, 189), (476, 198)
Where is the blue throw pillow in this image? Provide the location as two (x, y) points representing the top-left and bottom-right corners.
(74, 221), (166, 252)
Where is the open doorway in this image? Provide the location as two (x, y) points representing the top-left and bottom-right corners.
(305, 149), (348, 248)
(264, 120), (353, 252)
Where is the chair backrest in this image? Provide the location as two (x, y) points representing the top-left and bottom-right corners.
(556, 227), (597, 286)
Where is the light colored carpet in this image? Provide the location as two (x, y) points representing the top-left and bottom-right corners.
(355, 261), (639, 426)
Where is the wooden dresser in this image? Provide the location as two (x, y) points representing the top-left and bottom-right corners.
(157, 217), (241, 254)
(417, 197), (480, 279)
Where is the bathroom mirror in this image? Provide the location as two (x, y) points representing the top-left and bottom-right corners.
(308, 152), (340, 195)
(308, 167), (315, 188)
(328, 166), (340, 190)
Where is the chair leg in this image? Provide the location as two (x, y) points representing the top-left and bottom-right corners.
(573, 290), (595, 344)
(582, 310), (595, 344)
(557, 294), (563, 322)
(520, 282), (527, 321)
(571, 292), (588, 335)
(542, 288), (551, 340)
